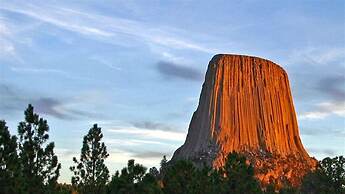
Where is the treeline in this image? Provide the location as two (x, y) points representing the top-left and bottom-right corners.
(0, 104), (344, 194)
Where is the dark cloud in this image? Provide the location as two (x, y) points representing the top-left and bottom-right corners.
(0, 83), (100, 120)
(132, 151), (169, 159)
(32, 97), (101, 120)
(33, 97), (71, 120)
(287, 49), (345, 120)
(287, 49), (345, 102)
(316, 75), (345, 101)
(131, 121), (176, 131)
(156, 61), (203, 81)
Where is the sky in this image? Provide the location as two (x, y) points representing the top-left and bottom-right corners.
(0, 0), (344, 183)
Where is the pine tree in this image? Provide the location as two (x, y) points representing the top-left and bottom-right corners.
(107, 159), (161, 194)
(0, 120), (19, 194)
(148, 167), (159, 180)
(162, 160), (197, 194)
(159, 155), (168, 176)
(221, 152), (262, 194)
(70, 124), (109, 194)
(17, 104), (61, 194)
(301, 156), (345, 194)
(160, 155), (167, 170)
(18, 104), (61, 194)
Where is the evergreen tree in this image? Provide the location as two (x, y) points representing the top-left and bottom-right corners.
(0, 120), (19, 194)
(193, 165), (221, 194)
(17, 104), (61, 194)
(300, 156), (345, 194)
(148, 167), (159, 180)
(208, 167), (226, 194)
(107, 159), (161, 194)
(221, 152), (262, 194)
(70, 124), (109, 194)
(159, 155), (168, 175)
(162, 160), (197, 194)
(320, 156), (345, 190)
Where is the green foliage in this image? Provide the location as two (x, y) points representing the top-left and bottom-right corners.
(70, 124), (109, 194)
(320, 156), (345, 189)
(17, 104), (61, 194)
(162, 153), (262, 194)
(2, 105), (344, 194)
(194, 165), (223, 194)
(107, 159), (161, 194)
(53, 183), (74, 194)
(264, 183), (276, 194)
(300, 156), (345, 194)
(221, 152), (262, 194)
(278, 186), (297, 194)
(162, 160), (197, 194)
(0, 120), (19, 194)
(159, 155), (168, 175)
(148, 166), (159, 179)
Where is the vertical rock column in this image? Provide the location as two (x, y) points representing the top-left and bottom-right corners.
(172, 54), (311, 167)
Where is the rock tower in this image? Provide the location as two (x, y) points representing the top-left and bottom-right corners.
(171, 54), (316, 187)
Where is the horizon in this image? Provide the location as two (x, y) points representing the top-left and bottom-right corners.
(0, 0), (344, 183)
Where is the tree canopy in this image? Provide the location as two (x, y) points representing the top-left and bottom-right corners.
(70, 124), (109, 194)
(0, 120), (18, 194)
(0, 105), (344, 194)
(17, 104), (61, 194)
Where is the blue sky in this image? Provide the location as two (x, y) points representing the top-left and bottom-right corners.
(0, 0), (344, 183)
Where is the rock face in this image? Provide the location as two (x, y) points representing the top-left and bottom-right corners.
(171, 54), (316, 187)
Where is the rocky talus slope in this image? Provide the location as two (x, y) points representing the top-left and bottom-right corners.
(171, 54), (317, 187)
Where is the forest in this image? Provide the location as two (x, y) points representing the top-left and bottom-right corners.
(0, 104), (344, 194)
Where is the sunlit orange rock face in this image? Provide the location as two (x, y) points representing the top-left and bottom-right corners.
(171, 54), (317, 187)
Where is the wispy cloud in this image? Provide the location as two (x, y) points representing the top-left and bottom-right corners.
(288, 47), (345, 66)
(156, 61), (203, 81)
(0, 2), (217, 54)
(131, 120), (179, 132)
(9, 66), (98, 82)
(287, 47), (345, 100)
(0, 83), (102, 120)
(89, 56), (122, 71)
(287, 46), (345, 122)
(104, 139), (172, 162)
(132, 151), (169, 159)
(107, 126), (186, 142)
(0, 19), (16, 57)
(307, 147), (338, 156)
(301, 127), (345, 137)
(10, 66), (68, 74)
(299, 101), (345, 120)
(104, 138), (170, 146)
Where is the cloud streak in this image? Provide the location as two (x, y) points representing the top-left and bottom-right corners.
(131, 120), (180, 132)
(107, 126), (186, 142)
(299, 101), (345, 120)
(307, 147), (338, 156)
(301, 127), (345, 137)
(0, 2), (217, 54)
(132, 151), (168, 159)
(0, 83), (101, 120)
(287, 47), (345, 122)
(156, 61), (203, 81)
(0, 18), (17, 57)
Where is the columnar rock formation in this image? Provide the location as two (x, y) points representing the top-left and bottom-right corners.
(171, 54), (316, 187)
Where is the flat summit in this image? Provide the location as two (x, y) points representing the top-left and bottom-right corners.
(171, 54), (317, 187)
